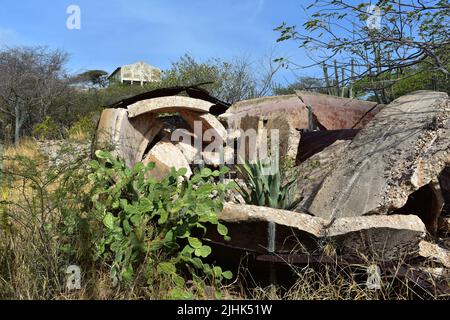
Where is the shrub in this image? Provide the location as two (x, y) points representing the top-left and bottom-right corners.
(86, 150), (235, 298)
(236, 157), (302, 210)
(66, 114), (98, 141)
(32, 116), (60, 140)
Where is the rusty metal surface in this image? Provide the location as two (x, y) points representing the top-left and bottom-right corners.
(105, 83), (230, 116)
(227, 92), (384, 130)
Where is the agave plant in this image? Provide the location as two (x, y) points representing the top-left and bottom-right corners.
(236, 157), (302, 210)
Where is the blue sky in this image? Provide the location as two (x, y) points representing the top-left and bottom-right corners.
(0, 0), (318, 85)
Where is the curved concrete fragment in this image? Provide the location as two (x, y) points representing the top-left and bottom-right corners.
(127, 96), (214, 118)
(142, 139), (192, 181)
(96, 108), (163, 167)
(309, 91), (450, 223)
(179, 111), (228, 142)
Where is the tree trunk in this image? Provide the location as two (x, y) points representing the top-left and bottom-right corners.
(14, 104), (20, 146)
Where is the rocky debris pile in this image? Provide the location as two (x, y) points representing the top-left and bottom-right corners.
(96, 92), (231, 181)
(96, 89), (450, 291)
(306, 91), (450, 236)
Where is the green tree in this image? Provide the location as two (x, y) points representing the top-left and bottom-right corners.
(275, 0), (450, 103)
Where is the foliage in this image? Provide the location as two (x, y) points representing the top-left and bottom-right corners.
(87, 150), (235, 297)
(236, 157), (302, 210)
(32, 116), (60, 140)
(66, 114), (98, 141)
(163, 54), (259, 104)
(274, 77), (327, 95)
(74, 70), (109, 88)
(0, 46), (70, 144)
(274, 0), (450, 103)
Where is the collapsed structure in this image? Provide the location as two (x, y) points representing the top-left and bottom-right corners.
(96, 87), (450, 290)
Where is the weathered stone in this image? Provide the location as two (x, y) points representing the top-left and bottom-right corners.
(127, 96), (214, 118)
(142, 140), (192, 181)
(418, 241), (450, 268)
(309, 91), (450, 225)
(325, 214), (426, 260)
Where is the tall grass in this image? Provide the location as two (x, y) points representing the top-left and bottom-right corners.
(0, 139), (447, 300)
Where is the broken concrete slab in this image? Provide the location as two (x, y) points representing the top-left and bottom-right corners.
(216, 203), (427, 260)
(220, 203), (326, 237)
(142, 139), (192, 181)
(295, 140), (352, 212)
(217, 203), (326, 253)
(418, 241), (450, 268)
(264, 114), (301, 161)
(127, 96), (214, 118)
(172, 129), (234, 166)
(179, 110), (228, 142)
(309, 91), (450, 226)
(325, 214), (426, 260)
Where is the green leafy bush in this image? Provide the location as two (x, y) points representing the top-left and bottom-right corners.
(66, 115), (97, 141)
(32, 116), (60, 140)
(87, 150), (234, 297)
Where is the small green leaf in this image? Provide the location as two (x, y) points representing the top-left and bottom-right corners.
(158, 209), (168, 224)
(213, 266), (222, 277)
(217, 223), (228, 236)
(177, 167), (188, 176)
(103, 213), (115, 230)
(194, 245), (212, 258)
(95, 150), (110, 159)
(158, 262), (176, 275)
(222, 271), (233, 280)
(188, 237), (202, 249)
(172, 274), (185, 287)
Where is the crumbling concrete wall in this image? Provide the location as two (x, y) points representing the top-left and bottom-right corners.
(307, 91), (450, 234)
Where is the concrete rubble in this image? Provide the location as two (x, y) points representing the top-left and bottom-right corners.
(96, 90), (230, 180)
(308, 91), (450, 235)
(217, 203), (427, 260)
(96, 88), (450, 268)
